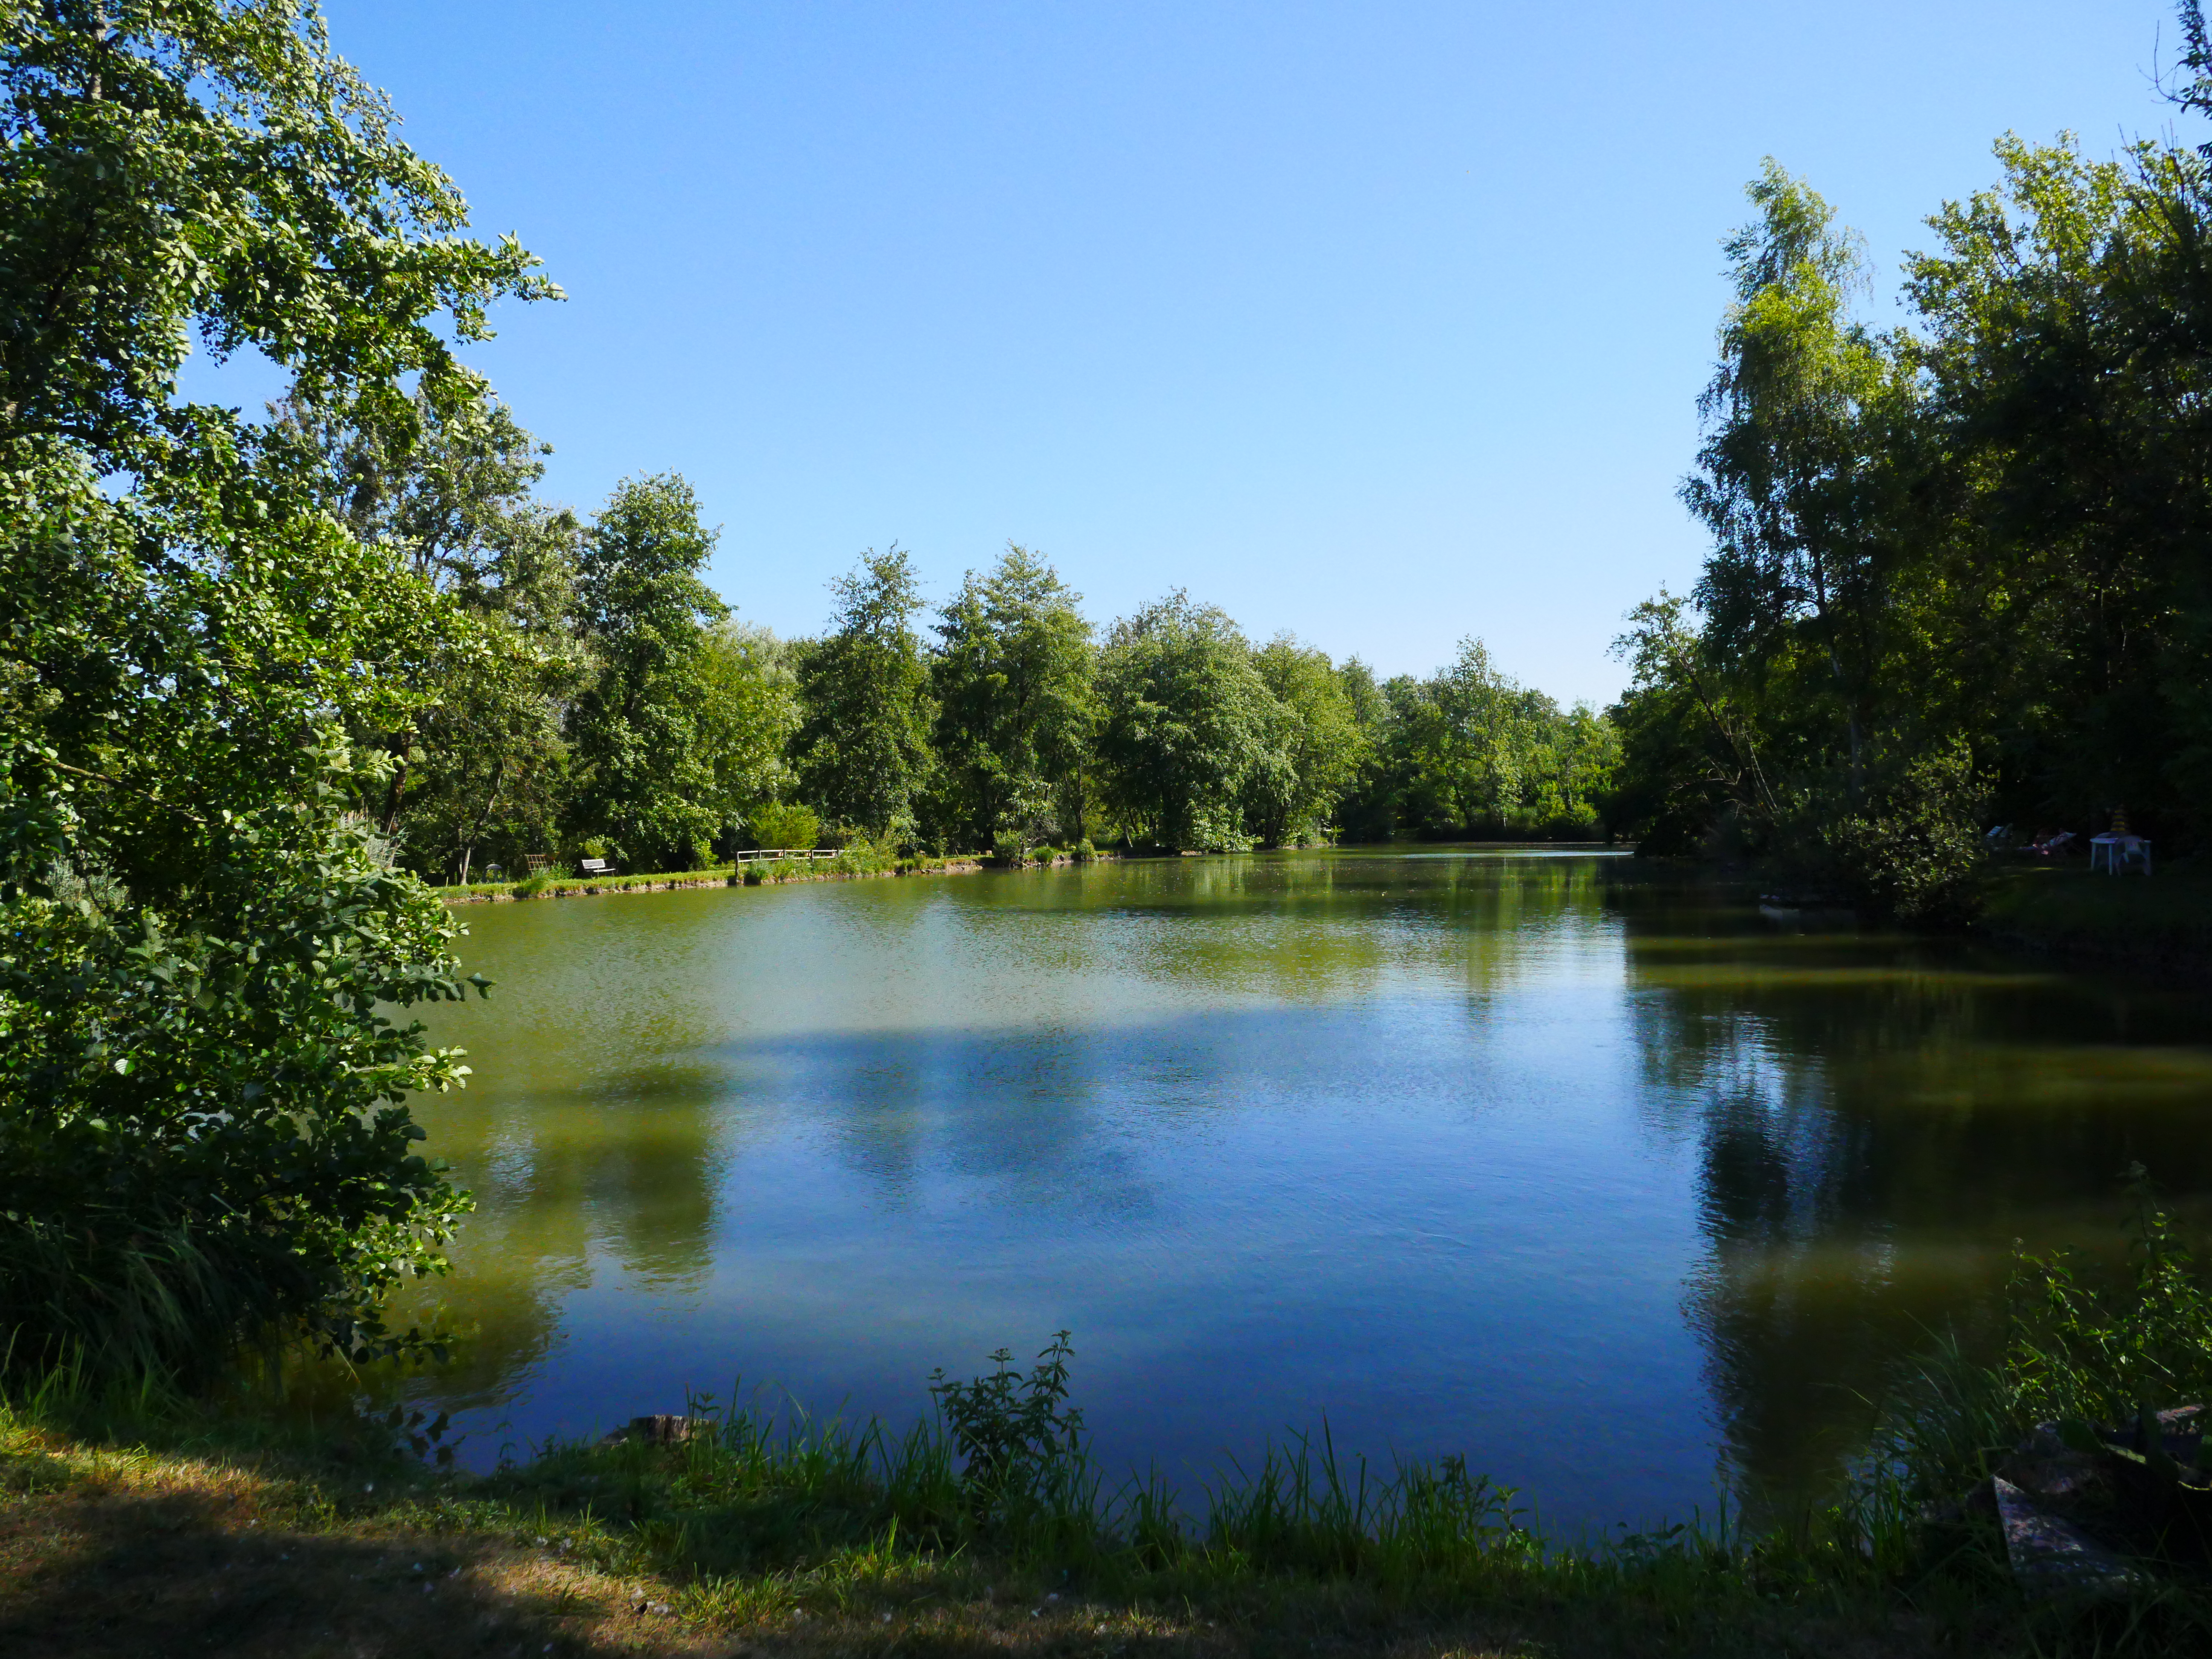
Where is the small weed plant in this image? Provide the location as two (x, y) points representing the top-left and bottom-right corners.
(2009, 1165), (2212, 1428)
(929, 1330), (1094, 1537)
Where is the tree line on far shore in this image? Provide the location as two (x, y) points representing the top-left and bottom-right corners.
(325, 399), (1619, 882)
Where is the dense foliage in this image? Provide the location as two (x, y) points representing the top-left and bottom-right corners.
(791, 547), (934, 845)
(1612, 4), (2212, 917)
(0, 0), (553, 1377)
(930, 547), (1097, 857)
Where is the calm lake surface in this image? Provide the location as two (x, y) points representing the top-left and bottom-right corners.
(394, 850), (2212, 1534)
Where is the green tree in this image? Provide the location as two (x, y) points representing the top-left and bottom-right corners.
(1351, 640), (1618, 842)
(1607, 592), (1777, 856)
(1528, 703), (1622, 835)
(1685, 160), (1907, 798)
(270, 388), (554, 594)
(566, 474), (739, 870)
(1094, 593), (1286, 851)
(0, 1), (549, 1377)
(928, 545), (1096, 851)
(1330, 657), (1400, 842)
(1615, 77), (2212, 897)
(792, 547), (935, 844)
(400, 608), (581, 883)
(1246, 636), (1365, 846)
(1905, 130), (2212, 842)
(698, 621), (803, 835)
(745, 800), (820, 853)
(1616, 162), (1985, 895)
(1392, 639), (1528, 836)
(273, 386), (585, 880)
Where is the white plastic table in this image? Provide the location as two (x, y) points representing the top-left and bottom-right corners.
(2089, 833), (2151, 874)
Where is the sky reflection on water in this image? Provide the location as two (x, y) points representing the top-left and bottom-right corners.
(395, 852), (2212, 1533)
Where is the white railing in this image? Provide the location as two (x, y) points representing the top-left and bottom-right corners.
(731, 847), (842, 863)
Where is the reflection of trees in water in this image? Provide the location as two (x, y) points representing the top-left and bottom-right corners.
(1051, 853), (1619, 1003)
(810, 1033), (1134, 1214)
(370, 1060), (733, 1416)
(776, 1026), (1162, 1226)
(792, 859), (1624, 1230)
(469, 1062), (728, 1291)
(1614, 882), (2212, 1504)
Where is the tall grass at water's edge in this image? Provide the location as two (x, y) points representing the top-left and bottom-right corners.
(6, 1346), (2210, 1657)
(568, 1382), (1954, 1609)
(14, 1187), (2212, 1656)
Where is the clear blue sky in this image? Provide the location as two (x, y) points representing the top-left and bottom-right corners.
(300, 1), (2183, 705)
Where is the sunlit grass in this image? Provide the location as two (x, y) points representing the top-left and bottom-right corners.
(7, 1348), (2211, 1659)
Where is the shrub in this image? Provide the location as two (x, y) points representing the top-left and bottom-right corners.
(929, 1331), (1091, 1528)
(1821, 737), (1989, 924)
(509, 862), (571, 898)
(745, 801), (820, 853)
(0, 760), (483, 1382)
(1877, 1166), (2212, 1535)
(2007, 1165), (2212, 1427)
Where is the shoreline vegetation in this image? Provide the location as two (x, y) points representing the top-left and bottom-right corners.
(9, 1189), (2212, 1659)
(437, 847), (2212, 988)
(1976, 867), (2212, 980)
(432, 841), (1116, 902)
(435, 850), (992, 903)
(1601, 9), (2212, 930)
(428, 841), (1632, 904)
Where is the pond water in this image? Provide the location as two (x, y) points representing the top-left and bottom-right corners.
(392, 850), (2212, 1535)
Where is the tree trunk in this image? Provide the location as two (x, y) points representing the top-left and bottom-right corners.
(381, 726), (413, 835)
(456, 755), (508, 887)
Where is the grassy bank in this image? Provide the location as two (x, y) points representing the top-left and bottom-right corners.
(6, 1336), (2208, 1659)
(1979, 864), (2212, 976)
(0, 1378), (1917, 1659)
(437, 852), (985, 904)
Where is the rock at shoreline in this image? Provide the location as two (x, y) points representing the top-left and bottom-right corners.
(600, 1414), (696, 1447)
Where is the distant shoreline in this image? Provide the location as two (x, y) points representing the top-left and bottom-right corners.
(1976, 864), (2212, 982)
(438, 855), (992, 903)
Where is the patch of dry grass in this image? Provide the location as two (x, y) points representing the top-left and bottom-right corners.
(0, 1417), (710, 1656)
